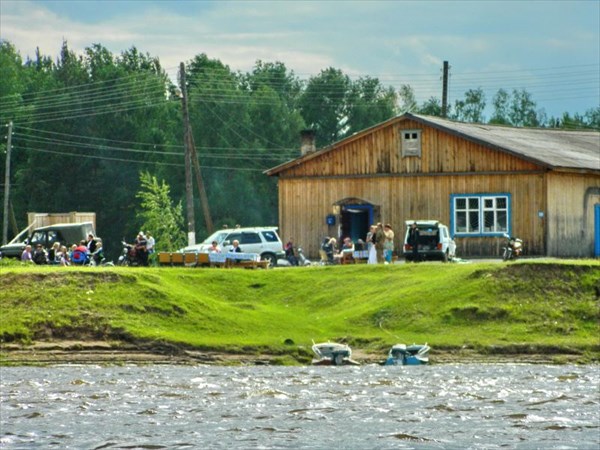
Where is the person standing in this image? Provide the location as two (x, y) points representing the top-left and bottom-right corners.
(383, 224), (395, 264)
(408, 222), (420, 262)
(86, 233), (98, 254)
(134, 232), (149, 266)
(375, 223), (386, 264)
(367, 225), (377, 264)
(146, 232), (155, 255)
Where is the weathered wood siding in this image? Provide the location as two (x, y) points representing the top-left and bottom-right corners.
(275, 119), (599, 258)
(282, 120), (541, 177)
(279, 173), (546, 258)
(546, 172), (600, 257)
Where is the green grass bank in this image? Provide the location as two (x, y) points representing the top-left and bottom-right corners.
(1, 260), (599, 365)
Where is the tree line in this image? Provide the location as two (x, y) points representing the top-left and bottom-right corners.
(1, 40), (598, 257)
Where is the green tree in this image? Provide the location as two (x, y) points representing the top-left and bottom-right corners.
(136, 171), (185, 251)
(452, 88), (486, 123)
(418, 97), (443, 116)
(398, 84), (418, 113)
(299, 67), (350, 147)
(346, 76), (397, 134)
(489, 89), (510, 125)
(509, 88), (541, 127)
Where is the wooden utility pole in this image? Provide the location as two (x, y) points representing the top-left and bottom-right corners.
(179, 63), (196, 246)
(441, 61), (449, 118)
(2, 121), (13, 246)
(189, 132), (214, 234)
(179, 62), (214, 242)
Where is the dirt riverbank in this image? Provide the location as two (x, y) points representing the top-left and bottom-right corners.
(1, 340), (590, 366)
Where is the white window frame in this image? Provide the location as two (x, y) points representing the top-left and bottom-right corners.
(400, 129), (421, 157)
(451, 193), (510, 237)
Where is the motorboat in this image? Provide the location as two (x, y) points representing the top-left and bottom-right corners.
(384, 343), (430, 365)
(311, 341), (358, 365)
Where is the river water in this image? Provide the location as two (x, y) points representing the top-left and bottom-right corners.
(1, 364), (598, 449)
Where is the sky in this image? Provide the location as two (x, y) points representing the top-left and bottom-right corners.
(1, 0), (599, 119)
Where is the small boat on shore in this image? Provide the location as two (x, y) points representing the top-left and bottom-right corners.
(384, 343), (430, 365)
(311, 341), (359, 365)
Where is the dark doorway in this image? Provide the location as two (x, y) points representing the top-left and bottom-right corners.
(340, 205), (373, 243)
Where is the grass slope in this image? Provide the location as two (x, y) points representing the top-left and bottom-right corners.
(1, 260), (599, 363)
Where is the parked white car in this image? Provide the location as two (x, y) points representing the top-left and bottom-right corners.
(181, 227), (285, 266)
(403, 220), (456, 262)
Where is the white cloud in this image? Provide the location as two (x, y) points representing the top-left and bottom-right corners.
(1, 0), (598, 116)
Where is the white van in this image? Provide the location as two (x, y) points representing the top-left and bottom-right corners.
(403, 220), (456, 262)
(181, 227), (285, 266)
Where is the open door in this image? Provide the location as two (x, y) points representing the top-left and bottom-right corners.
(340, 204), (373, 243)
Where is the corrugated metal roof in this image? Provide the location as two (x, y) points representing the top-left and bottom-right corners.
(266, 114), (600, 175)
(410, 114), (600, 171)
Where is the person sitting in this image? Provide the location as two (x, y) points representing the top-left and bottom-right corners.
(285, 238), (298, 266)
(48, 242), (61, 265)
(320, 237), (336, 264)
(91, 239), (106, 265)
(336, 237), (355, 264)
(229, 239), (242, 253)
(209, 240), (221, 253)
(71, 240), (90, 265)
(32, 244), (48, 265)
(21, 245), (34, 263)
(59, 245), (70, 266)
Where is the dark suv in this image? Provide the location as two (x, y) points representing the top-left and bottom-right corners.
(0, 222), (95, 258)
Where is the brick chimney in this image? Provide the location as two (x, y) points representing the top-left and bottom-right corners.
(300, 129), (316, 156)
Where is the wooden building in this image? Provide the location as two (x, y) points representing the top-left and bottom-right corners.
(266, 114), (600, 259)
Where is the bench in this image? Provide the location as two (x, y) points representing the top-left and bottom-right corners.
(158, 252), (171, 266)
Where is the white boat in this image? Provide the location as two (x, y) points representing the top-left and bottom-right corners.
(311, 341), (358, 365)
(384, 343), (430, 365)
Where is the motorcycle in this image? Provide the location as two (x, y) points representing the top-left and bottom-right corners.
(277, 246), (312, 267)
(297, 247), (311, 266)
(502, 233), (523, 261)
(118, 241), (141, 266)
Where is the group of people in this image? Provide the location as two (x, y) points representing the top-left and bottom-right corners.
(366, 223), (395, 264)
(20, 233), (106, 266)
(320, 222), (396, 265)
(208, 239), (242, 254)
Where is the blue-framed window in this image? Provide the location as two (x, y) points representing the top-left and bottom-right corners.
(450, 193), (511, 237)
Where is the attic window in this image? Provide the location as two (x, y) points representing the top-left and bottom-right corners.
(401, 129), (421, 157)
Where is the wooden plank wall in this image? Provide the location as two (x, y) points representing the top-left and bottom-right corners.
(282, 120), (541, 177)
(275, 119), (600, 258)
(546, 172), (600, 257)
(27, 212), (97, 230)
(279, 173), (546, 259)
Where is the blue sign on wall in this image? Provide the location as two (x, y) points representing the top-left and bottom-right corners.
(326, 214), (336, 226)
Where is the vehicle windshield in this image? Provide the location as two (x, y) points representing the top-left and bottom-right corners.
(202, 231), (230, 245)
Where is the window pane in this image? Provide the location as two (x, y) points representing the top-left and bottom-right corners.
(455, 198), (466, 210)
(404, 133), (410, 139)
(484, 211), (494, 231)
(241, 233), (261, 244)
(484, 198), (493, 208)
(469, 211), (479, 232)
(496, 197), (507, 209)
(497, 211), (507, 231)
(468, 198), (479, 209)
(30, 232), (45, 246)
(455, 212), (467, 232)
(261, 231), (278, 242)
